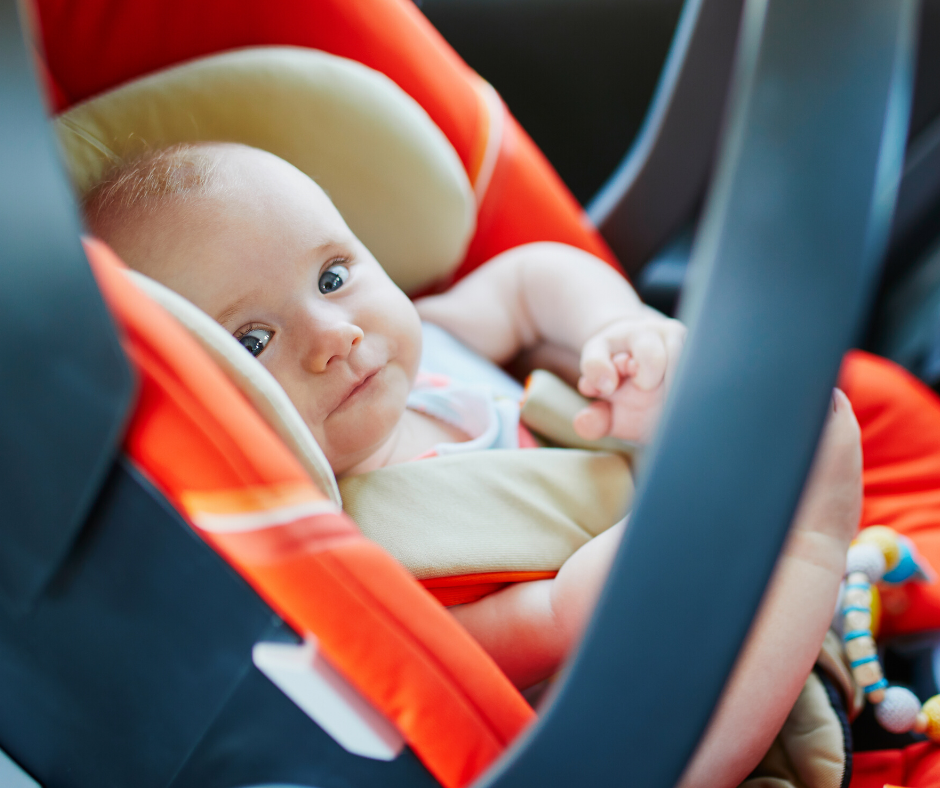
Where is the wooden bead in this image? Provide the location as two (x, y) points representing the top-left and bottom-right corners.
(846, 571), (871, 588)
(854, 660), (883, 688)
(845, 635), (877, 662)
(868, 687), (886, 704)
(916, 711), (929, 734)
(844, 610), (872, 632)
(921, 696), (940, 742)
(844, 587), (872, 609)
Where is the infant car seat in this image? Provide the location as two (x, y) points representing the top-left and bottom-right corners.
(0, 0), (932, 786)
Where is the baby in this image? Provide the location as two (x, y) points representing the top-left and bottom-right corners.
(84, 142), (861, 788)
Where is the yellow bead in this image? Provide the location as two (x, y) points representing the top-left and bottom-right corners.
(870, 585), (882, 639)
(921, 696), (940, 742)
(857, 526), (901, 571)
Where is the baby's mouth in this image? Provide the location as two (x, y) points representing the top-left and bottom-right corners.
(331, 368), (381, 415)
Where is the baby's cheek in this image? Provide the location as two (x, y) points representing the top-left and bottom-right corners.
(326, 375), (408, 464)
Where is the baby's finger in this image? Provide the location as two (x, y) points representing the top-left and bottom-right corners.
(580, 335), (620, 397)
(578, 375), (602, 399)
(573, 401), (613, 441)
(629, 333), (668, 391)
(613, 352), (637, 378)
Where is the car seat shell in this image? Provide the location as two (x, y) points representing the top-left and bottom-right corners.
(86, 237), (535, 787)
(11, 1), (940, 788)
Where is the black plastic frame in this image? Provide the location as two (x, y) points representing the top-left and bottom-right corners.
(0, 0), (134, 614)
(0, 0), (920, 786)
(481, 1), (917, 786)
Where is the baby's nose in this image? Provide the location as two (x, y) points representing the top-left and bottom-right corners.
(302, 312), (364, 372)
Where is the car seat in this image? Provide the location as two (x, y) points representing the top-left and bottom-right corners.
(1, 0), (933, 786)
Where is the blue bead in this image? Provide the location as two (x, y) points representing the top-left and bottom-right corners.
(842, 605), (870, 614)
(882, 540), (918, 584)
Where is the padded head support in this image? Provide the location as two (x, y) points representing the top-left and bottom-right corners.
(55, 46), (476, 293)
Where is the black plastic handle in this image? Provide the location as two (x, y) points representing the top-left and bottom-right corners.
(482, 1), (917, 786)
(0, 0), (134, 613)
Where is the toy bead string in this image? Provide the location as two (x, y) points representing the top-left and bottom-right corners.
(842, 526), (940, 738)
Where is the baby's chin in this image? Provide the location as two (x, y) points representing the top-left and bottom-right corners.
(321, 411), (406, 479)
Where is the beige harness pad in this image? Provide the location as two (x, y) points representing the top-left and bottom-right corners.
(340, 369), (636, 581)
(340, 448), (633, 580)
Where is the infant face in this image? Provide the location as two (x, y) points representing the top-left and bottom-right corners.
(104, 145), (422, 475)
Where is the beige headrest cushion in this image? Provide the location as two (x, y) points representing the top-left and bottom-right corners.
(56, 46), (476, 293)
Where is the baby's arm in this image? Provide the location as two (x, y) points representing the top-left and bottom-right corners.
(414, 242), (685, 443)
(415, 243), (649, 364)
(451, 390), (860, 788)
(449, 521), (625, 690)
(678, 389), (862, 788)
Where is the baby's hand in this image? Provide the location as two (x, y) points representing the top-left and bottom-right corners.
(573, 309), (686, 443)
(788, 389), (863, 571)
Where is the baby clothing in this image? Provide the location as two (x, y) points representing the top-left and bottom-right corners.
(337, 324), (634, 598)
(406, 372), (540, 459)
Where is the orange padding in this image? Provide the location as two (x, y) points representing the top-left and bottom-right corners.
(36, 0), (619, 280)
(841, 351), (940, 786)
(423, 571), (558, 607)
(841, 351), (940, 639)
(851, 743), (940, 788)
(779, 351), (940, 788)
(85, 238), (534, 788)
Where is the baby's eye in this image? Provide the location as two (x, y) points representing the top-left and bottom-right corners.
(237, 328), (272, 357)
(319, 263), (349, 294)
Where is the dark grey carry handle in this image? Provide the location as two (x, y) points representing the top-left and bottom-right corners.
(0, 0), (134, 614)
(588, 0), (746, 277)
(483, 1), (918, 787)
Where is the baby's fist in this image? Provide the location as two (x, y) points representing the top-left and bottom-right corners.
(573, 310), (685, 443)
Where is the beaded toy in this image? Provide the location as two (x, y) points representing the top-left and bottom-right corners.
(840, 525), (940, 737)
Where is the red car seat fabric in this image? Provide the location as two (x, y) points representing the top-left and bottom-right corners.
(31, 1), (940, 783)
(852, 741), (940, 788)
(841, 351), (940, 788)
(33, 0), (618, 282)
(841, 351), (940, 639)
(83, 237), (534, 788)
(422, 570), (558, 608)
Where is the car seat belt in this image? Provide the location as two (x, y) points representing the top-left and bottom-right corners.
(0, 0), (134, 613)
(479, 1), (918, 787)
